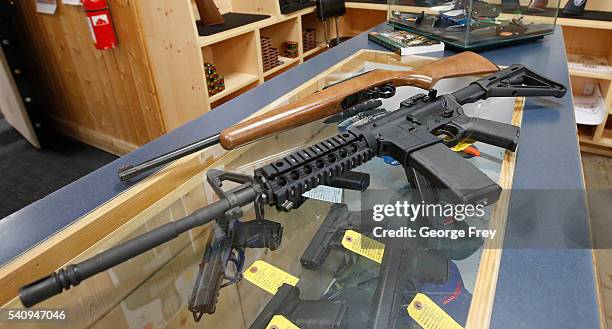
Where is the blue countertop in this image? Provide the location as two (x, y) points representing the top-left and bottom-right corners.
(0, 25), (599, 328)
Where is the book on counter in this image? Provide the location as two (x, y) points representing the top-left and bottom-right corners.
(368, 30), (444, 56)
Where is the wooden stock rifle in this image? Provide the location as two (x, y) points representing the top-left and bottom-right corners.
(118, 51), (499, 181)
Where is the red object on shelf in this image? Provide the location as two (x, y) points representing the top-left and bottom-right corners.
(83, 0), (118, 50)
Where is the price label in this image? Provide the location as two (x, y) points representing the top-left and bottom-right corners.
(407, 293), (463, 329)
(266, 315), (300, 329)
(341, 230), (385, 263)
(243, 260), (299, 295)
(451, 141), (475, 152)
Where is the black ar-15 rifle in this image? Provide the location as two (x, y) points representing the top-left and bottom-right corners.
(18, 65), (566, 324)
(117, 52), (499, 182)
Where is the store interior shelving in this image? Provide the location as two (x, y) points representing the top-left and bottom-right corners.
(562, 23), (612, 156)
(201, 31), (261, 102)
(180, 1), (389, 113)
(385, 0), (612, 156)
(155, 0), (612, 156)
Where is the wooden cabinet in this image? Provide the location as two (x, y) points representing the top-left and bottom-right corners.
(563, 21), (612, 156)
(30, 1), (612, 156)
(13, 1), (387, 155)
(13, 0), (166, 154)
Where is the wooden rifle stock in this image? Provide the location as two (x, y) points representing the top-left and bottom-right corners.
(219, 51), (498, 150)
(195, 0), (225, 27)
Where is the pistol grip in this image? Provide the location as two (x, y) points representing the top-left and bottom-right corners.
(455, 117), (520, 151)
(408, 143), (501, 205)
(188, 242), (228, 320)
(249, 284), (347, 329)
(300, 204), (348, 270)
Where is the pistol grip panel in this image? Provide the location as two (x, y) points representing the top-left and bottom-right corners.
(188, 243), (226, 316)
(407, 143), (501, 205)
(461, 117), (520, 151)
(300, 204), (348, 270)
(249, 284), (346, 329)
(292, 300), (347, 329)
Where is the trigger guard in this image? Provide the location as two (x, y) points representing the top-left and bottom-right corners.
(379, 85), (396, 98)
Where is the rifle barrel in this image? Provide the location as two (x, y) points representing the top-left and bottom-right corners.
(118, 134), (220, 181)
(19, 183), (259, 308)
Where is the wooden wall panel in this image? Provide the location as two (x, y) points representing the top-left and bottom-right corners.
(0, 47), (40, 147)
(339, 8), (387, 37)
(14, 0), (165, 155)
(135, 0), (210, 132)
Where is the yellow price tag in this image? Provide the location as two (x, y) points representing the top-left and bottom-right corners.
(407, 293), (463, 329)
(451, 141), (474, 152)
(243, 260), (299, 295)
(341, 230), (385, 263)
(266, 315), (300, 329)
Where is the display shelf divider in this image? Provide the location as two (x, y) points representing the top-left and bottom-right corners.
(592, 83), (612, 140)
(254, 29), (266, 83)
(297, 16), (305, 59)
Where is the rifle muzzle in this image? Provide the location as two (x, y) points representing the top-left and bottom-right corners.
(19, 265), (81, 308)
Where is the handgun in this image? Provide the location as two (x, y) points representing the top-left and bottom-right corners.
(249, 283), (347, 329)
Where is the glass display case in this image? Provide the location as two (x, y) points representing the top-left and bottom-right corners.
(2, 51), (524, 329)
(387, 0), (560, 50)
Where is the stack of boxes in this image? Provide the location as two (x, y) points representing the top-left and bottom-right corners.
(204, 63), (225, 97)
(281, 41), (299, 58)
(302, 28), (317, 52)
(261, 36), (280, 71)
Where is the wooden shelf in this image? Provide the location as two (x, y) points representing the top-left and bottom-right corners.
(303, 43), (327, 57)
(33, 0), (612, 155)
(346, 2), (387, 10)
(209, 72), (260, 102)
(557, 17), (612, 30)
(569, 69), (612, 80)
(264, 56), (300, 77)
(563, 20), (612, 156)
(163, 2), (385, 120)
(201, 31), (260, 106)
(582, 136), (612, 148)
(198, 17), (276, 47)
